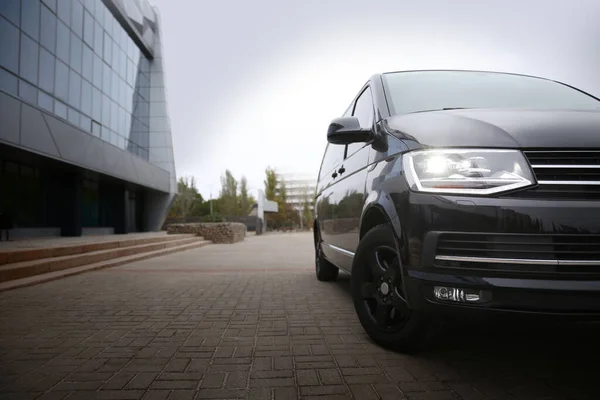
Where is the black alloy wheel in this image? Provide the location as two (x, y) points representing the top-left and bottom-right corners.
(315, 229), (339, 281)
(351, 223), (432, 353)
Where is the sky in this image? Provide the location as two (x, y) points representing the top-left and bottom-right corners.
(151, 0), (600, 200)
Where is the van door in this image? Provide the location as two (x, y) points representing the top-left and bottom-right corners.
(327, 86), (374, 270)
(315, 142), (346, 250)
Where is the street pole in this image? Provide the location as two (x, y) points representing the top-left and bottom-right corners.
(209, 185), (213, 220)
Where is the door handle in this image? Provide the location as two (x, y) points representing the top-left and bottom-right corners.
(331, 172), (338, 179)
(338, 166), (346, 174)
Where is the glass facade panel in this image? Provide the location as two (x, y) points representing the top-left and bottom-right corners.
(71, 0), (83, 38)
(83, 10), (94, 46)
(56, 20), (70, 63)
(54, 59), (69, 100)
(93, 20), (102, 55)
(82, 44), (93, 82)
(54, 99), (67, 119)
(20, 33), (39, 84)
(56, 0), (70, 24)
(41, 0), (56, 13)
(70, 32), (82, 73)
(0, 0), (21, 26)
(38, 47), (55, 93)
(0, 16), (20, 74)
(19, 79), (38, 104)
(21, 0), (40, 41)
(1, 0), (154, 161)
(81, 79), (92, 116)
(40, 4), (56, 53)
(92, 53), (102, 88)
(38, 90), (53, 112)
(0, 67), (18, 96)
(68, 69), (81, 108)
(92, 86), (101, 120)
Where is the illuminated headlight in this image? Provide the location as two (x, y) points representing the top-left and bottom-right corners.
(403, 149), (535, 195)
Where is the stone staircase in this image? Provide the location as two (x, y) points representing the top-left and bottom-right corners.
(0, 234), (211, 292)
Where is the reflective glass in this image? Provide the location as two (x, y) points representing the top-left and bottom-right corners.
(112, 39), (119, 74)
(38, 91), (53, 112)
(102, 61), (110, 94)
(57, 0), (70, 24)
(92, 53), (102, 88)
(70, 33), (82, 73)
(21, 0), (39, 40)
(0, 16), (19, 73)
(67, 106), (80, 125)
(54, 59), (69, 101)
(80, 114), (91, 131)
(68, 69), (81, 108)
(0, 68), (18, 96)
(103, 6), (112, 32)
(103, 32), (111, 65)
(71, 0), (83, 38)
(41, 0), (56, 13)
(38, 48), (55, 94)
(19, 79), (37, 104)
(91, 120), (101, 137)
(118, 106), (125, 136)
(0, 0), (21, 26)
(101, 92), (110, 126)
(40, 4), (56, 53)
(56, 20), (70, 63)
(83, 10), (94, 46)
(110, 100), (118, 131)
(82, 44), (93, 82)
(93, 20), (102, 55)
(111, 70), (118, 100)
(92, 86), (101, 120)
(20, 33), (39, 84)
(54, 99), (67, 119)
(94, 0), (104, 20)
(81, 79), (92, 116)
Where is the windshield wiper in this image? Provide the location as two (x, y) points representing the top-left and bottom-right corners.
(407, 107), (471, 114)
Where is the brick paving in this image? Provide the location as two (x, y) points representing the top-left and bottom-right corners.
(1, 232), (599, 399)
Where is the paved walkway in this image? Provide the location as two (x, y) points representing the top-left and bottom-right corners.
(0, 233), (599, 399)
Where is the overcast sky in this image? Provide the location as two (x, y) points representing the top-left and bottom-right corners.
(151, 0), (600, 200)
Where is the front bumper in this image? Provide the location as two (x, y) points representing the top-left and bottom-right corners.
(396, 193), (600, 317)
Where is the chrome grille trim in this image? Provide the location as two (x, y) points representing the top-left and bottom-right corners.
(537, 180), (600, 185)
(435, 255), (600, 267)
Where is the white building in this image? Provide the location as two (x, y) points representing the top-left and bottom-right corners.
(275, 172), (317, 212)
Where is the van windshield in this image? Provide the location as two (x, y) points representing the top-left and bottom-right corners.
(382, 70), (600, 115)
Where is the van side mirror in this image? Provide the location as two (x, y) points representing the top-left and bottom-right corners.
(327, 117), (373, 145)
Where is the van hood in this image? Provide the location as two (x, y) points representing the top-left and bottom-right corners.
(382, 108), (600, 149)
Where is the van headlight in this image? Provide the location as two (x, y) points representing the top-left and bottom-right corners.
(403, 149), (536, 195)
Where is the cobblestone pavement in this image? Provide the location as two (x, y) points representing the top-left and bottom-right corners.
(1, 232), (599, 400)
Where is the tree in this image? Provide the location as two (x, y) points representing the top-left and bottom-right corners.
(219, 170), (238, 216)
(238, 176), (251, 216)
(302, 191), (314, 230)
(169, 176), (201, 218)
(277, 177), (288, 224)
(264, 167), (278, 201)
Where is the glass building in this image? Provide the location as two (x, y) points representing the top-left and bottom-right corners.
(0, 0), (177, 237)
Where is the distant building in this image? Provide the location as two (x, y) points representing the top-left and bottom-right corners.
(275, 171), (317, 212)
(0, 0), (176, 238)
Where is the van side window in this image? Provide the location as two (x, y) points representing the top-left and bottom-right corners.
(347, 87), (374, 157)
(319, 143), (346, 180)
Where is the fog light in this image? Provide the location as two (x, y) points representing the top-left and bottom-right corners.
(433, 286), (484, 303)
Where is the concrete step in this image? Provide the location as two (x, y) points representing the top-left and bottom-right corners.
(0, 234), (197, 266)
(0, 236), (206, 283)
(0, 239), (212, 292)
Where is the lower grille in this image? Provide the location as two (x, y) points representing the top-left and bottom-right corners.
(435, 232), (600, 273)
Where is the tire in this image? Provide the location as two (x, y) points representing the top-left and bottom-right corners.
(351, 223), (432, 353)
(315, 230), (339, 282)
